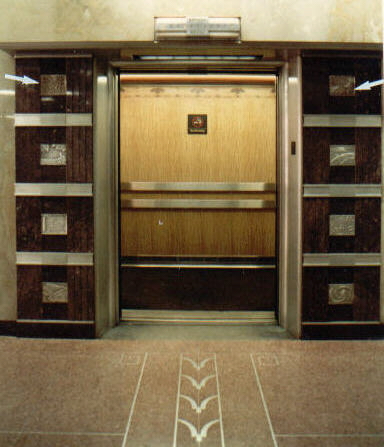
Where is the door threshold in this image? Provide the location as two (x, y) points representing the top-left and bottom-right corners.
(121, 310), (276, 325)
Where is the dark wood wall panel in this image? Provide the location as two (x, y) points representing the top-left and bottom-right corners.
(303, 128), (381, 184)
(303, 198), (381, 253)
(16, 127), (92, 183)
(121, 267), (276, 311)
(16, 59), (40, 113)
(303, 56), (381, 114)
(16, 197), (93, 252)
(17, 266), (42, 319)
(302, 267), (380, 322)
(67, 267), (95, 320)
(66, 127), (93, 182)
(66, 58), (93, 113)
(17, 266), (93, 321)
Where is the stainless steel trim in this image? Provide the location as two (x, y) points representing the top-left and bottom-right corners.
(121, 310), (277, 325)
(120, 73), (276, 84)
(114, 60), (284, 70)
(121, 263), (276, 269)
(15, 113), (92, 127)
(16, 252), (94, 266)
(121, 181), (276, 192)
(16, 54), (93, 59)
(15, 183), (93, 197)
(304, 184), (381, 197)
(303, 253), (381, 267)
(302, 321), (381, 326)
(17, 319), (95, 324)
(303, 114), (381, 127)
(121, 199), (276, 209)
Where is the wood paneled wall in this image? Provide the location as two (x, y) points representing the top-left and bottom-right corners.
(302, 52), (382, 336)
(15, 56), (94, 337)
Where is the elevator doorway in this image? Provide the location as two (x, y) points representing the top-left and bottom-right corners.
(119, 73), (277, 320)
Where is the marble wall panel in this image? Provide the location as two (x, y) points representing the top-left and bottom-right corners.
(0, 0), (381, 43)
(0, 50), (16, 321)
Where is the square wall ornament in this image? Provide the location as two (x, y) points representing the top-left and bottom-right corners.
(42, 282), (68, 303)
(41, 214), (68, 235)
(40, 74), (67, 96)
(329, 75), (355, 96)
(330, 144), (355, 166)
(40, 144), (67, 166)
(329, 283), (354, 305)
(329, 214), (355, 236)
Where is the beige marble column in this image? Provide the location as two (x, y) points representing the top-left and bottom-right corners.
(0, 50), (16, 321)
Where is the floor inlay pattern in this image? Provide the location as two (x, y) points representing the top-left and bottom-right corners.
(0, 336), (383, 446)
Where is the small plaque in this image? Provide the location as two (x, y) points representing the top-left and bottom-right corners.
(188, 114), (207, 134)
(41, 214), (68, 235)
(330, 145), (355, 167)
(329, 214), (355, 236)
(329, 283), (354, 305)
(329, 75), (355, 97)
(40, 75), (67, 96)
(42, 282), (68, 303)
(40, 144), (67, 166)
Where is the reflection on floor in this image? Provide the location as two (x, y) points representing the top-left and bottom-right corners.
(0, 329), (383, 446)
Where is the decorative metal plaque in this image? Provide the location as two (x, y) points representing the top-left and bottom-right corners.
(42, 282), (68, 303)
(188, 114), (207, 134)
(329, 214), (355, 236)
(41, 214), (68, 235)
(40, 74), (67, 96)
(330, 144), (355, 166)
(40, 144), (67, 166)
(329, 75), (355, 96)
(329, 283), (354, 305)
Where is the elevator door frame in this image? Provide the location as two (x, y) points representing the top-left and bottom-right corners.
(93, 53), (303, 336)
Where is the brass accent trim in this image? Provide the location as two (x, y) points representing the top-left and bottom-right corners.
(15, 113), (92, 127)
(15, 183), (93, 197)
(120, 73), (276, 84)
(16, 252), (94, 266)
(304, 184), (381, 198)
(121, 199), (276, 209)
(17, 319), (95, 324)
(303, 114), (381, 127)
(303, 253), (381, 267)
(121, 310), (276, 325)
(121, 182), (276, 192)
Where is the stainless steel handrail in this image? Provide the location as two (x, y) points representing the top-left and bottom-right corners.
(121, 181), (276, 192)
(121, 198), (276, 209)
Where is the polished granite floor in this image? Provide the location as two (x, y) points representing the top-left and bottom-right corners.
(0, 325), (383, 446)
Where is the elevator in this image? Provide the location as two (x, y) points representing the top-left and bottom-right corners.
(119, 73), (278, 322)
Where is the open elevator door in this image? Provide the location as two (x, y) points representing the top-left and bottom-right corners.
(119, 73), (277, 322)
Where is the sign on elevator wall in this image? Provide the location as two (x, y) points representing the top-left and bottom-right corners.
(188, 114), (207, 134)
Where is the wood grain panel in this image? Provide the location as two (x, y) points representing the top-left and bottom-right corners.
(121, 209), (275, 256)
(67, 198), (94, 252)
(120, 267), (276, 311)
(355, 128), (381, 183)
(302, 199), (329, 253)
(66, 127), (93, 182)
(16, 128), (41, 183)
(303, 56), (381, 114)
(67, 267), (95, 320)
(303, 128), (330, 184)
(66, 58), (93, 113)
(355, 198), (381, 252)
(16, 197), (42, 251)
(303, 267), (380, 322)
(16, 59), (40, 113)
(120, 84), (276, 183)
(17, 266), (42, 319)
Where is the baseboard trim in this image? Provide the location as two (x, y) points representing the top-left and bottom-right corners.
(16, 321), (95, 339)
(301, 323), (384, 339)
(0, 321), (16, 336)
